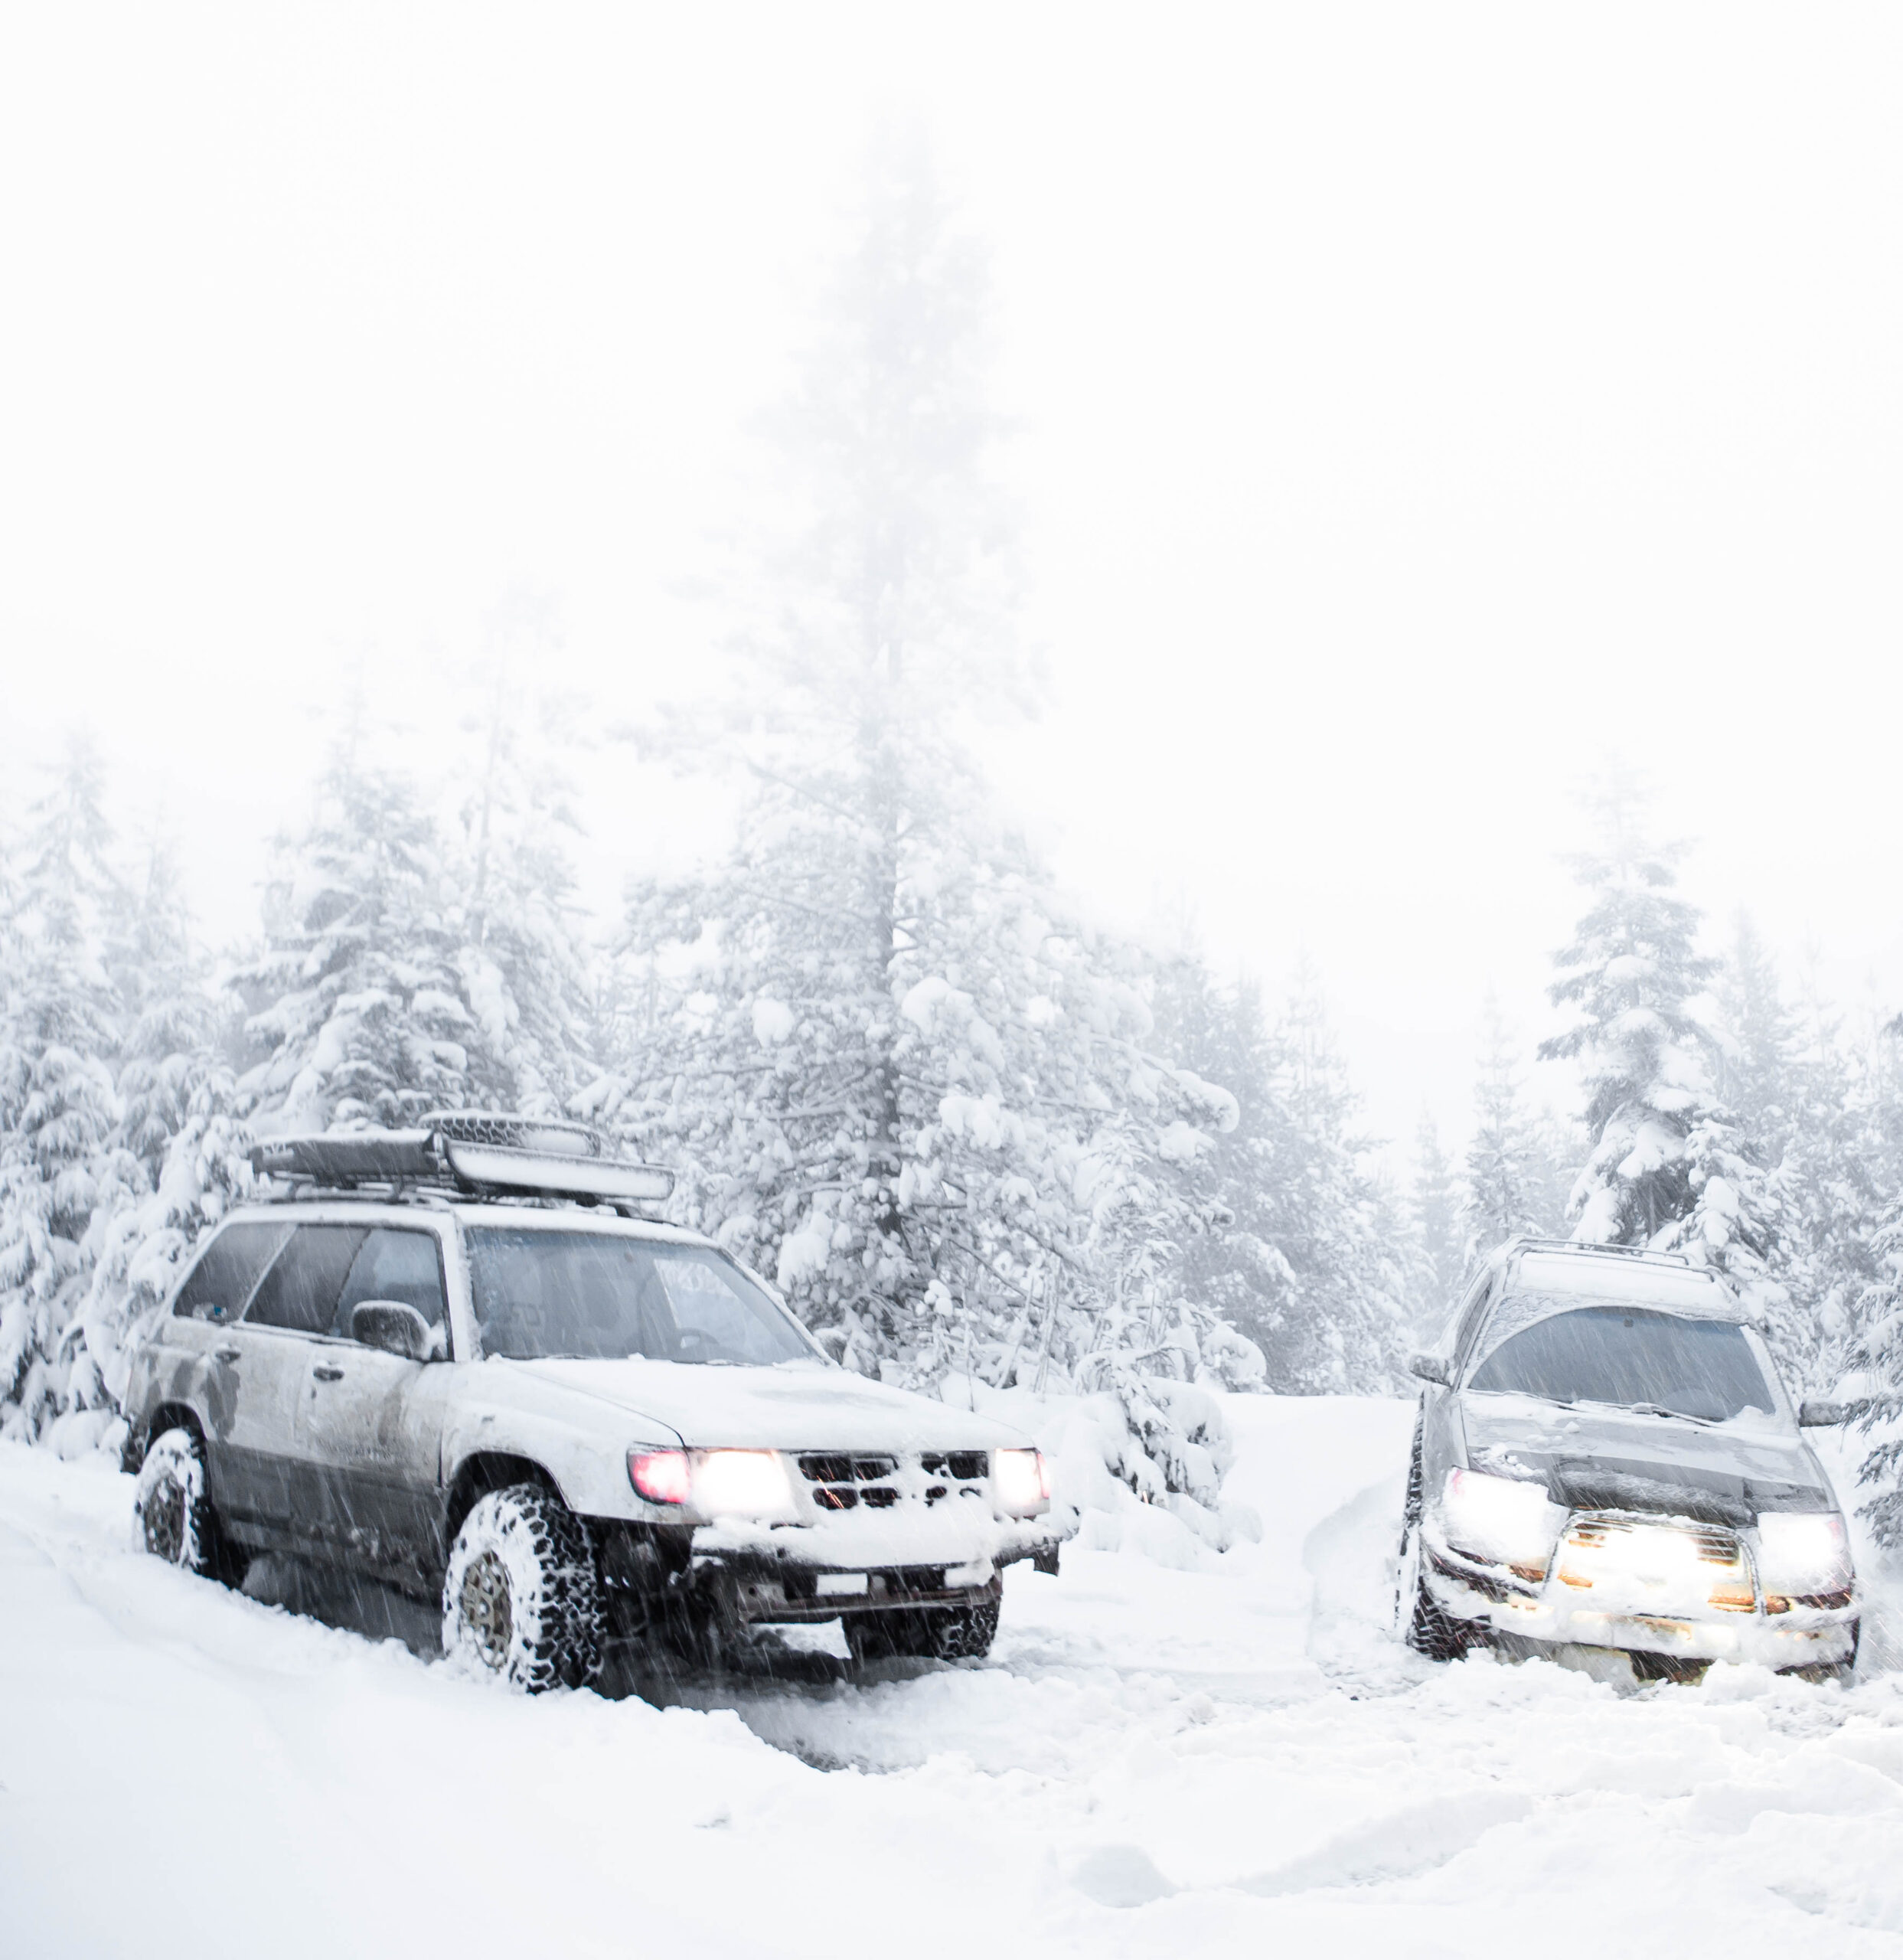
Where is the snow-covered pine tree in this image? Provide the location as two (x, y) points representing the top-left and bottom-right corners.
(1411, 1113), (1465, 1333)
(452, 623), (600, 1118)
(1539, 771), (1783, 1311)
(1147, 955), (1408, 1393)
(590, 136), (1255, 1541)
(0, 740), (130, 1441)
(237, 743), (484, 1130)
(1463, 992), (1572, 1259)
(74, 832), (254, 1431)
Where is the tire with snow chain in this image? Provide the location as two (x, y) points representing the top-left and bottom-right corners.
(134, 1426), (245, 1586)
(846, 1597), (1000, 1663)
(1396, 1416), (1478, 1663)
(442, 1483), (603, 1693)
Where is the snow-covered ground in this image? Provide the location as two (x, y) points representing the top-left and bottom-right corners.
(8, 1396), (1903, 1957)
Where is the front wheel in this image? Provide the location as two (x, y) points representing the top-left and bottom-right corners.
(1395, 1420), (1477, 1662)
(134, 1427), (245, 1586)
(442, 1484), (603, 1693)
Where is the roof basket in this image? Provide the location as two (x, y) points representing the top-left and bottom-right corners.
(248, 1112), (674, 1208)
(1507, 1236), (1692, 1268)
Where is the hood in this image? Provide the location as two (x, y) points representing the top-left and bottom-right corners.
(506, 1357), (1025, 1453)
(1458, 1390), (1834, 1527)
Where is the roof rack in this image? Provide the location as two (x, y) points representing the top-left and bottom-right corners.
(248, 1110), (674, 1211)
(1506, 1236), (1692, 1268)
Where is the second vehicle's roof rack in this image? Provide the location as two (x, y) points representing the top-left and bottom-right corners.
(248, 1110), (674, 1210)
(1508, 1236), (1692, 1267)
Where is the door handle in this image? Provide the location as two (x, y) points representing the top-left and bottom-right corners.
(312, 1365), (345, 1383)
(214, 1347), (241, 1363)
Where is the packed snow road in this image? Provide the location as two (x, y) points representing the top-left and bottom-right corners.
(6, 1396), (1903, 1958)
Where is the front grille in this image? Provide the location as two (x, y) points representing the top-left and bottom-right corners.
(794, 1449), (987, 1516)
(1555, 1515), (1756, 1613)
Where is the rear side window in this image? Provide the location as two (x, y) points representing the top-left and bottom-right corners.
(172, 1224), (293, 1321)
(335, 1228), (448, 1338)
(245, 1226), (369, 1335)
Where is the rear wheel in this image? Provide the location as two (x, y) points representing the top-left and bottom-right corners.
(442, 1484), (603, 1693)
(134, 1426), (246, 1586)
(846, 1597), (1000, 1663)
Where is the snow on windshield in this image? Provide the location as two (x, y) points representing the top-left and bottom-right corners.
(467, 1230), (813, 1364)
(1467, 1305), (1777, 1422)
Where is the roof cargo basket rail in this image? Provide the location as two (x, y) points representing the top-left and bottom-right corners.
(1506, 1236), (1691, 1266)
(247, 1110), (674, 1211)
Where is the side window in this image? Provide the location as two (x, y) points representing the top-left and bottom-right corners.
(335, 1228), (448, 1341)
(172, 1224), (293, 1321)
(245, 1226), (369, 1336)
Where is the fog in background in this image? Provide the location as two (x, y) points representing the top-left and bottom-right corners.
(5, 2), (1901, 1157)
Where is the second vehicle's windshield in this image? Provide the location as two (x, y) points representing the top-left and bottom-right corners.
(1467, 1304), (1777, 1423)
(467, 1229), (815, 1365)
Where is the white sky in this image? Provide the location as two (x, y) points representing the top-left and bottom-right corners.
(4, 4), (1901, 1161)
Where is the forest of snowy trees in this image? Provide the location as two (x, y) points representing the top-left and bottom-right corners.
(8, 143), (1903, 1543)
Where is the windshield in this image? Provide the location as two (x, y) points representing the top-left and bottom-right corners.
(467, 1230), (815, 1364)
(1467, 1304), (1777, 1422)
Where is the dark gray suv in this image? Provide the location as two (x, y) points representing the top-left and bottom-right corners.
(1397, 1240), (1858, 1681)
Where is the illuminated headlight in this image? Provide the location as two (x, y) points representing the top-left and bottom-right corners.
(1757, 1511), (1853, 1601)
(994, 1448), (1051, 1517)
(627, 1446), (795, 1521)
(1438, 1468), (1562, 1573)
(694, 1449), (795, 1520)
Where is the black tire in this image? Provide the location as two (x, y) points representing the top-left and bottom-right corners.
(133, 1426), (246, 1586)
(1396, 1416), (1479, 1662)
(846, 1597), (1000, 1663)
(442, 1483), (604, 1693)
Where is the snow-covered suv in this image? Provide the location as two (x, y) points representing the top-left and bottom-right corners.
(122, 1114), (1062, 1690)
(1398, 1239), (1858, 1681)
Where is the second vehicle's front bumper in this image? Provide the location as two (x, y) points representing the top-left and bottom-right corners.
(1422, 1526), (1859, 1671)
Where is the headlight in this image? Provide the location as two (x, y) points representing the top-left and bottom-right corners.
(626, 1446), (795, 1520)
(1757, 1511), (1852, 1600)
(628, 1448), (690, 1505)
(694, 1449), (795, 1520)
(994, 1448), (1050, 1516)
(1438, 1468), (1562, 1573)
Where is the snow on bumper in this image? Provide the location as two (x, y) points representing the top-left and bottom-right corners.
(690, 1508), (1060, 1574)
(1422, 1516), (1859, 1671)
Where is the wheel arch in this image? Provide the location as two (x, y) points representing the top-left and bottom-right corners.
(129, 1401), (206, 1475)
(444, 1450), (564, 1545)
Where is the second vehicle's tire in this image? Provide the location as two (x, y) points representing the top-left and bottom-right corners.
(442, 1483), (603, 1693)
(1396, 1418), (1479, 1662)
(846, 1596), (1000, 1663)
(133, 1426), (246, 1586)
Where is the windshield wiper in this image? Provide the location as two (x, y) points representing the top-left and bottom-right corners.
(1625, 1401), (1715, 1426)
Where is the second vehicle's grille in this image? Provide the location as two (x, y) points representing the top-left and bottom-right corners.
(1555, 1516), (1756, 1613)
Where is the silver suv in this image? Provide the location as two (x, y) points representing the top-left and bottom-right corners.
(1398, 1240), (1858, 1681)
(123, 1114), (1062, 1690)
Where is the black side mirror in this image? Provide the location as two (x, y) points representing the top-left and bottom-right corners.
(1798, 1398), (1850, 1427)
(350, 1299), (436, 1362)
(1410, 1353), (1454, 1387)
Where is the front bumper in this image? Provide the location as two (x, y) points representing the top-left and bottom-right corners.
(1422, 1515), (1859, 1671)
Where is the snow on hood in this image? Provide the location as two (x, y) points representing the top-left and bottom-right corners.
(1459, 1390), (1835, 1525)
(504, 1357), (1026, 1452)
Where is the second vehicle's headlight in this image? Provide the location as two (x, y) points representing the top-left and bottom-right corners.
(1757, 1511), (1852, 1599)
(694, 1449), (795, 1521)
(994, 1448), (1051, 1516)
(1438, 1468), (1562, 1572)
